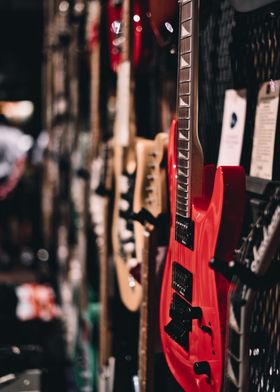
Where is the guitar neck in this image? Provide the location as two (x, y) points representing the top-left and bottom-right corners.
(138, 227), (157, 392)
(88, 0), (102, 159)
(175, 0), (203, 248)
(113, 0), (136, 149)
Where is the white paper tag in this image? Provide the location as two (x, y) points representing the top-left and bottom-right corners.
(250, 80), (280, 180)
(218, 89), (247, 166)
(114, 61), (131, 146)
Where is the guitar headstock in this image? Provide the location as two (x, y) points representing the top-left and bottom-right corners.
(133, 133), (168, 223)
(107, 0), (153, 72)
(86, 0), (101, 51)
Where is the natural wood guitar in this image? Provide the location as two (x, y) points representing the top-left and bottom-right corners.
(132, 133), (169, 392)
(111, 0), (142, 312)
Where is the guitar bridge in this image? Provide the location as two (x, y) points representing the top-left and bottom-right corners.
(165, 293), (202, 351)
(164, 293), (191, 350)
(175, 215), (194, 249)
(172, 262), (193, 302)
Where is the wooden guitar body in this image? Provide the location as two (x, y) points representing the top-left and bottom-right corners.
(133, 133), (168, 278)
(112, 142), (143, 312)
(160, 120), (245, 391)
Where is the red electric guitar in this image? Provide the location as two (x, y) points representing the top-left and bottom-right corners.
(159, 1), (245, 391)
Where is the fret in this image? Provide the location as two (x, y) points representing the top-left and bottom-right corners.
(179, 82), (191, 96)
(178, 131), (190, 141)
(177, 189), (188, 199)
(180, 53), (191, 69)
(181, 20), (192, 38)
(178, 164), (189, 174)
(177, 197), (189, 207)
(178, 149), (190, 159)
(180, 37), (191, 54)
(179, 94), (190, 108)
(177, 199), (188, 208)
(177, 187), (188, 197)
(177, 211), (188, 218)
(177, 175), (189, 186)
(177, 212), (187, 219)
(177, 200), (189, 210)
(181, 2), (192, 22)
(180, 68), (191, 82)
(177, 182), (188, 191)
(178, 157), (189, 168)
(177, 140), (190, 150)
(178, 155), (190, 165)
(178, 107), (190, 119)
(178, 168), (189, 178)
(178, 118), (190, 130)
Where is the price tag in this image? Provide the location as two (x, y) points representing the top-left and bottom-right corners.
(250, 80), (280, 180)
(217, 89), (247, 166)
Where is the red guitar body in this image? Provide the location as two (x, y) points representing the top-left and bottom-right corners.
(107, 0), (152, 72)
(160, 120), (245, 391)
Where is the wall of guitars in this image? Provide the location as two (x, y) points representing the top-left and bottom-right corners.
(42, 0), (280, 391)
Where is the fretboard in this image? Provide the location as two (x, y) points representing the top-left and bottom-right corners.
(176, 0), (199, 219)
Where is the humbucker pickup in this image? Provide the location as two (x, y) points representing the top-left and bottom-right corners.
(175, 214), (194, 249)
(172, 262), (193, 302)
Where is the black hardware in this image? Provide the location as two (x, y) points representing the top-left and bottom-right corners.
(175, 215), (194, 250)
(193, 361), (211, 379)
(172, 262), (193, 302)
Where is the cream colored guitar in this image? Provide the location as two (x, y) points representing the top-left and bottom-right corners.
(132, 133), (169, 392)
(111, 0), (142, 312)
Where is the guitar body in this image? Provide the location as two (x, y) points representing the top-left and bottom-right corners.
(112, 143), (142, 312)
(133, 133), (168, 278)
(160, 120), (245, 391)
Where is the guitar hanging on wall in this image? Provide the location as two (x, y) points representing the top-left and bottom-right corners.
(159, 1), (245, 391)
(87, 0), (115, 387)
(132, 133), (169, 392)
(110, 0), (152, 312)
(211, 186), (280, 392)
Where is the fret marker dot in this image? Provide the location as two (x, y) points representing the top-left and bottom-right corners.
(165, 22), (174, 33)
